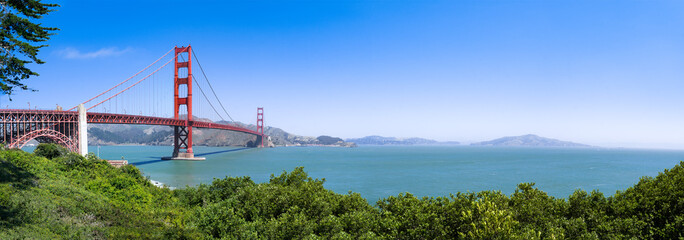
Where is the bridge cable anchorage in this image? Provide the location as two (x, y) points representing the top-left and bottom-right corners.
(191, 50), (236, 123)
(86, 50), (185, 111)
(68, 48), (174, 111)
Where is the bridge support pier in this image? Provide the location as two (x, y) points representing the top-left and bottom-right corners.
(162, 126), (204, 160)
(255, 135), (263, 148)
(162, 126), (205, 160)
(78, 104), (88, 156)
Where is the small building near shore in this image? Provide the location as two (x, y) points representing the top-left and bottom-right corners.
(106, 160), (128, 168)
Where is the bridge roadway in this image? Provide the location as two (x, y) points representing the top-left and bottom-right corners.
(87, 112), (262, 135)
(0, 109), (265, 155)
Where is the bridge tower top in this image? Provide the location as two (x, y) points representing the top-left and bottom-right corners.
(174, 46), (192, 120)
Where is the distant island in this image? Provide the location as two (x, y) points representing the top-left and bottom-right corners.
(346, 135), (459, 145)
(470, 134), (591, 147)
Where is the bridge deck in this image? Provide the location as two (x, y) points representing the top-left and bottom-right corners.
(0, 109), (263, 136)
(88, 112), (262, 135)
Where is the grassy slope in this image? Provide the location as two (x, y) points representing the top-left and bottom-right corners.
(0, 148), (189, 239)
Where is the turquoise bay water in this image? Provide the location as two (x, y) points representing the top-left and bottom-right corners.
(28, 145), (684, 202)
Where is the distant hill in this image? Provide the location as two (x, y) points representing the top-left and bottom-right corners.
(346, 136), (457, 145)
(470, 134), (590, 147)
(87, 117), (355, 147)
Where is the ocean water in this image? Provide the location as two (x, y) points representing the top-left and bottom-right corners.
(26, 145), (684, 203)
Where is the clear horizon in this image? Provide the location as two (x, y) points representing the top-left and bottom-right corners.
(4, 0), (684, 150)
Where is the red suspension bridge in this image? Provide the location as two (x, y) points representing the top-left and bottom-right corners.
(0, 46), (267, 160)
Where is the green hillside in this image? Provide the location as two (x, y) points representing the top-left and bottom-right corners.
(1, 144), (683, 239)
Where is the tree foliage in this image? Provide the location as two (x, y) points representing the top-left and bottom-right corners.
(0, 0), (59, 95)
(32, 142), (67, 159)
(1, 147), (684, 239)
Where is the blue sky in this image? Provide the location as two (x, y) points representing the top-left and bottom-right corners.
(5, 0), (684, 149)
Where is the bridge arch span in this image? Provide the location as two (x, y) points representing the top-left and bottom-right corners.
(8, 128), (78, 152)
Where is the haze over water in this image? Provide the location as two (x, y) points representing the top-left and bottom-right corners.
(56, 145), (684, 203)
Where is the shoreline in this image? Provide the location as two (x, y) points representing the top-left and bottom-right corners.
(149, 179), (175, 190)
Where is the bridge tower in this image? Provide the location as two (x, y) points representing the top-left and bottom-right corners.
(164, 45), (204, 160)
(256, 107), (264, 147)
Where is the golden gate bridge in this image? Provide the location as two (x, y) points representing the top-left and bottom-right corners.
(0, 46), (267, 160)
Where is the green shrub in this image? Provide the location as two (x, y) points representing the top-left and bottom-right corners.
(33, 143), (69, 159)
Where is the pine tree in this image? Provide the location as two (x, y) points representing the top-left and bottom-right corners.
(0, 0), (58, 96)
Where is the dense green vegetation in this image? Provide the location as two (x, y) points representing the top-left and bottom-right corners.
(1, 143), (683, 239)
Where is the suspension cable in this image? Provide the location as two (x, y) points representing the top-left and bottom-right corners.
(69, 47), (174, 111)
(191, 50), (236, 123)
(179, 53), (231, 124)
(178, 53), (227, 122)
(192, 74), (226, 122)
(87, 49), (185, 111)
